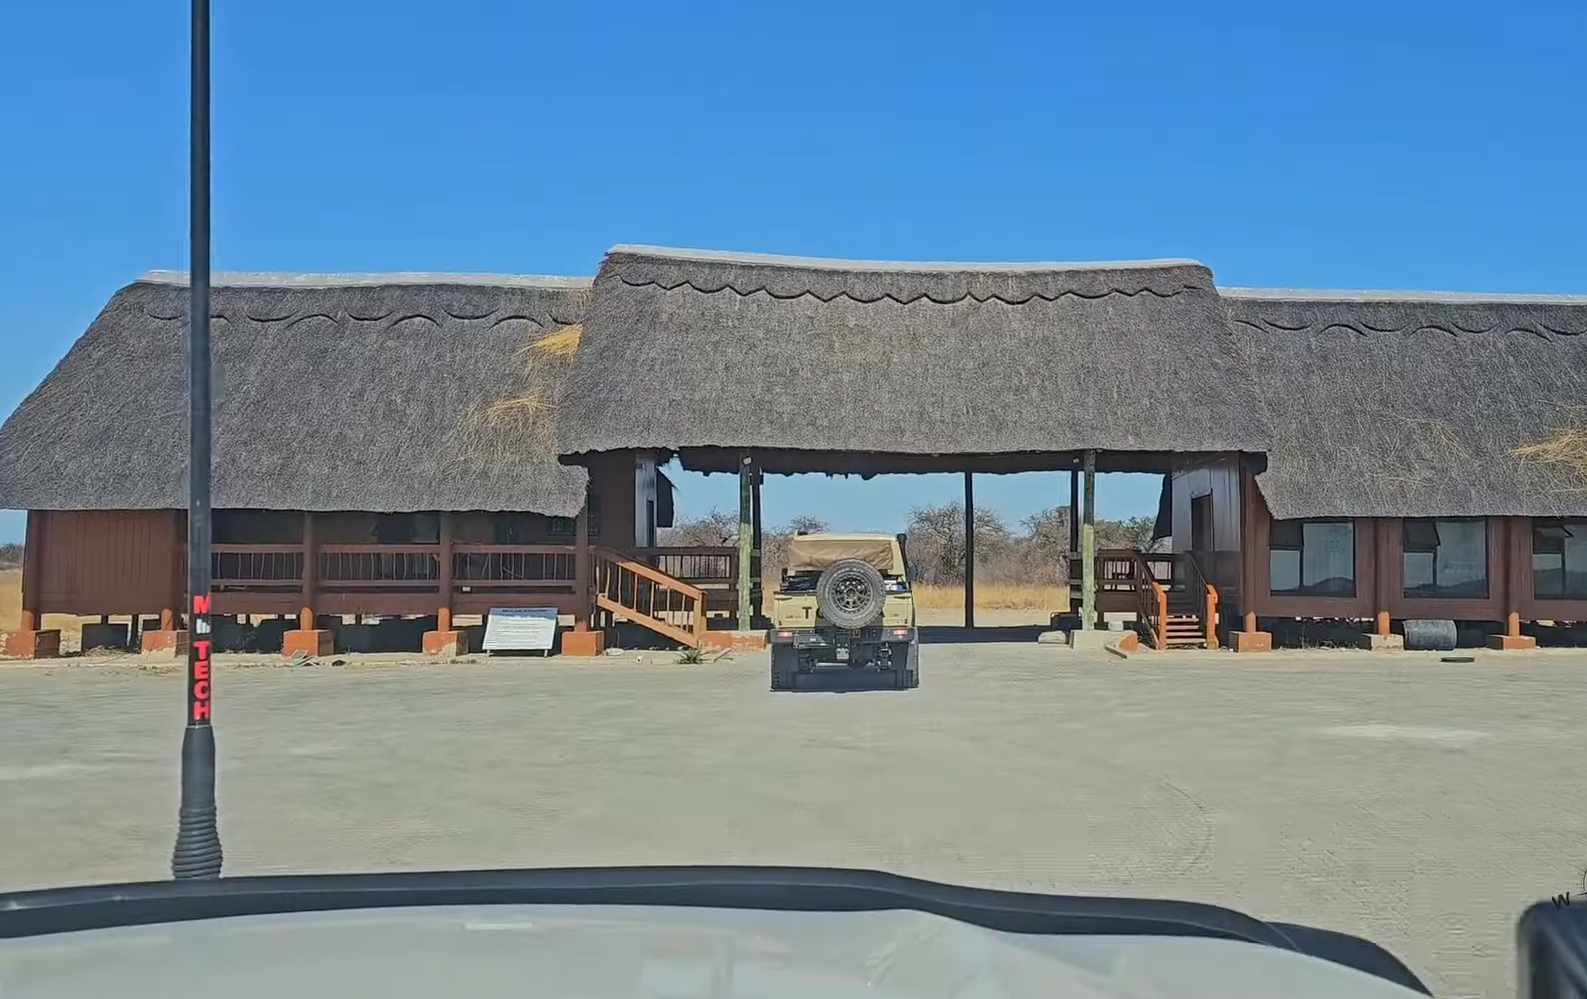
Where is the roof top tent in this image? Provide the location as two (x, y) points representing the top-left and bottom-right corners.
(553, 246), (1272, 644)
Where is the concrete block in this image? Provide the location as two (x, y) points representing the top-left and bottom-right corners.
(4, 629), (61, 659)
(1230, 630), (1272, 653)
(80, 622), (130, 652)
(140, 629), (189, 657)
(560, 629), (605, 657)
(1067, 629), (1116, 650)
(703, 631), (767, 651)
(281, 629), (333, 659)
(1036, 630), (1072, 645)
(1487, 634), (1538, 651)
(422, 630), (469, 657)
(1359, 633), (1405, 651)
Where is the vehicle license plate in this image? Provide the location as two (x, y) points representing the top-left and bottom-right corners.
(835, 647), (850, 661)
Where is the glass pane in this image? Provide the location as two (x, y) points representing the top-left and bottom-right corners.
(1269, 549), (1301, 593)
(1301, 522), (1354, 595)
(1403, 552), (1435, 594)
(1270, 520), (1303, 549)
(1564, 524), (1587, 598)
(1435, 520), (1487, 596)
(1403, 519), (1441, 552)
(1404, 519), (1487, 598)
(1534, 552), (1564, 599)
(1534, 520), (1567, 555)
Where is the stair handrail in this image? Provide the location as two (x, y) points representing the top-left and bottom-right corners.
(595, 547), (705, 602)
(1128, 550), (1169, 650)
(1179, 551), (1220, 650)
(594, 546), (709, 648)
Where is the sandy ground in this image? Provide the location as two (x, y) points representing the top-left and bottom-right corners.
(3, 640), (1586, 998)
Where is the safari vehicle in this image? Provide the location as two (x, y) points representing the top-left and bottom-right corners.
(767, 532), (919, 690)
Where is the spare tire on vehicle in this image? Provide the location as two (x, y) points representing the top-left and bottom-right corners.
(1403, 618), (1457, 652)
(815, 558), (888, 629)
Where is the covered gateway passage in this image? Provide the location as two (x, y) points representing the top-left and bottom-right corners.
(553, 245), (1273, 647)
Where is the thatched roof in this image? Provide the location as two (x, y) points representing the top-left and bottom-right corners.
(555, 245), (1271, 474)
(0, 271), (594, 516)
(1224, 288), (1587, 519)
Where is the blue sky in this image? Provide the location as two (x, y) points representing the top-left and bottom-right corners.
(2, 0), (1584, 541)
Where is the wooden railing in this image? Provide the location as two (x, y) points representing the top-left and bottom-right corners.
(1128, 551), (1170, 650)
(1179, 552), (1220, 650)
(452, 544), (578, 589)
(213, 544), (304, 588)
(593, 547), (708, 648)
(1066, 549), (1222, 649)
(210, 542), (729, 647)
(213, 543), (579, 592)
(1068, 549), (1174, 602)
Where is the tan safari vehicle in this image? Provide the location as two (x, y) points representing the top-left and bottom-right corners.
(767, 532), (919, 691)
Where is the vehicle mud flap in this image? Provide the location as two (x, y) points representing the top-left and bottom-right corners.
(891, 642), (919, 690)
(770, 644), (798, 692)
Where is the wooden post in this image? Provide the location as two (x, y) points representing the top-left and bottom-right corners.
(1376, 610), (1390, 638)
(1244, 610), (1257, 633)
(300, 510), (316, 631)
(574, 499), (591, 631)
(1080, 450), (1096, 630)
(1068, 467), (1080, 614)
(737, 455), (753, 632)
(437, 511), (453, 634)
(750, 466), (764, 626)
(1068, 468), (1080, 552)
(964, 472), (975, 628)
(20, 509), (41, 632)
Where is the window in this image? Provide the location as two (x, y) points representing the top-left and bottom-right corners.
(1269, 519), (1355, 597)
(1402, 518), (1488, 598)
(1533, 519), (1587, 600)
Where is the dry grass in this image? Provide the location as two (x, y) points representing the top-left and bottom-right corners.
(0, 568), (96, 646)
(527, 323), (582, 358)
(475, 395), (551, 423)
(900, 582), (1068, 612)
(1513, 406), (1587, 493)
(450, 324), (581, 466)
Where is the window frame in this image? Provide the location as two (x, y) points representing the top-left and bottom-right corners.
(1400, 517), (1489, 600)
(1267, 517), (1357, 598)
(1532, 518), (1587, 601)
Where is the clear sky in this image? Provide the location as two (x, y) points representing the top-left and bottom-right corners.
(2, 0), (1583, 541)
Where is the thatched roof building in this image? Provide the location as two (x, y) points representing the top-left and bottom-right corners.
(555, 245), (1272, 475)
(0, 271), (593, 516)
(1224, 288), (1587, 520)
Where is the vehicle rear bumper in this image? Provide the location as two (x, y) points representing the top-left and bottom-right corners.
(767, 626), (916, 647)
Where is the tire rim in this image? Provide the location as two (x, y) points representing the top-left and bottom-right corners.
(830, 573), (874, 616)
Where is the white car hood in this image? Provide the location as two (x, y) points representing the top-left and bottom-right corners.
(0, 903), (1426, 998)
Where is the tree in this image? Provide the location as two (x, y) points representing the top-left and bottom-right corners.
(661, 503), (1164, 588)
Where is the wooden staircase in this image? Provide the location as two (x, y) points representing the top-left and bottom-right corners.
(592, 547), (709, 649)
(1075, 550), (1219, 651)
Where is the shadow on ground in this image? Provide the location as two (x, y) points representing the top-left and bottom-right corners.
(779, 670), (913, 694)
(918, 625), (1048, 645)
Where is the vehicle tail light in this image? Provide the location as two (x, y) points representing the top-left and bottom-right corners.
(891, 628), (909, 637)
(776, 631), (793, 639)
